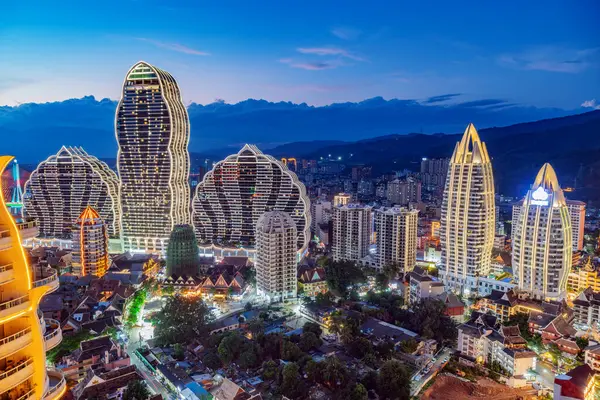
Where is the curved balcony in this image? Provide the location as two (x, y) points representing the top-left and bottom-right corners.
(43, 369), (66, 400)
(0, 296), (30, 321)
(43, 319), (62, 351)
(15, 387), (36, 400)
(0, 327), (32, 359)
(0, 358), (34, 395)
(0, 263), (15, 285)
(32, 268), (59, 293)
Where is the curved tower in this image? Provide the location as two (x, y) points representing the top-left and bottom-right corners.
(116, 61), (191, 253)
(166, 224), (199, 277)
(512, 164), (572, 300)
(0, 156), (65, 400)
(24, 146), (120, 239)
(440, 123), (495, 295)
(192, 144), (310, 254)
(256, 211), (298, 302)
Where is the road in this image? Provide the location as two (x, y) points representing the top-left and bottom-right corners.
(410, 347), (453, 396)
(535, 360), (556, 390)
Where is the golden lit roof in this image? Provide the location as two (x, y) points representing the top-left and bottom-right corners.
(79, 205), (101, 221)
(451, 123), (491, 164)
(531, 163), (566, 206)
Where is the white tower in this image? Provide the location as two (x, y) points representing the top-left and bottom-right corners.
(332, 204), (372, 262)
(375, 207), (419, 273)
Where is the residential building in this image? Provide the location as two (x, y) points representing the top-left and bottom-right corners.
(255, 211), (297, 302)
(333, 193), (351, 207)
(192, 145), (310, 255)
(554, 364), (595, 400)
(72, 206), (110, 277)
(435, 292), (466, 322)
(72, 365), (144, 400)
(166, 224), (199, 277)
(584, 344), (600, 373)
(375, 207), (418, 272)
(481, 289), (544, 324)
(512, 164), (572, 300)
(59, 335), (129, 382)
(419, 157), (450, 191)
(406, 267), (445, 305)
(298, 267), (328, 298)
(440, 124), (495, 295)
(332, 204), (372, 262)
(573, 288), (600, 329)
(311, 200), (332, 232)
(116, 61), (191, 253)
(0, 155), (65, 399)
(386, 178), (421, 206)
(568, 258), (600, 293)
(24, 146), (120, 239)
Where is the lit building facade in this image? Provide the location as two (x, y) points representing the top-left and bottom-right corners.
(332, 204), (372, 262)
(386, 178), (421, 206)
(116, 61), (191, 253)
(166, 224), (199, 277)
(440, 124), (495, 295)
(512, 164), (572, 300)
(192, 145), (310, 256)
(24, 146), (120, 240)
(255, 211), (297, 302)
(72, 206), (110, 277)
(333, 193), (351, 207)
(374, 207), (418, 272)
(0, 156), (66, 400)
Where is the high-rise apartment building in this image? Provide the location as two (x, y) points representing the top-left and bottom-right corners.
(72, 206), (110, 277)
(0, 155), (66, 399)
(311, 200), (332, 232)
(386, 178), (421, 206)
(255, 211), (297, 302)
(512, 199), (585, 252)
(166, 225), (199, 277)
(116, 61), (191, 253)
(512, 164), (572, 300)
(440, 124), (495, 295)
(420, 158), (450, 191)
(332, 204), (372, 262)
(375, 207), (419, 272)
(24, 146), (120, 239)
(333, 193), (352, 207)
(192, 145), (310, 256)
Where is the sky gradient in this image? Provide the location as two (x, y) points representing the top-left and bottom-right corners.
(1, 1), (599, 109)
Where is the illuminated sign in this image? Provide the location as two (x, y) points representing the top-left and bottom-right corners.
(531, 187), (549, 206)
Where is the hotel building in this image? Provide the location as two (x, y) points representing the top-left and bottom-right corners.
(374, 207), (418, 272)
(116, 61), (191, 253)
(440, 124), (495, 295)
(72, 206), (110, 277)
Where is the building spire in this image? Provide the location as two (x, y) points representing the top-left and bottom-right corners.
(452, 123), (490, 164)
(531, 163), (566, 206)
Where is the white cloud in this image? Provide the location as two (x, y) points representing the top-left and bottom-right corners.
(581, 99), (600, 110)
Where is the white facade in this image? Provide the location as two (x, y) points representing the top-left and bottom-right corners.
(375, 207), (418, 272)
(333, 193), (351, 207)
(386, 178), (421, 206)
(332, 204), (372, 262)
(311, 200), (332, 232)
(512, 164), (572, 300)
(440, 124), (495, 295)
(116, 61), (191, 253)
(255, 211), (298, 302)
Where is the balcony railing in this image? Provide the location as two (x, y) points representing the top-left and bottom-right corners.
(0, 358), (33, 382)
(44, 369), (65, 400)
(0, 295), (29, 312)
(32, 269), (58, 289)
(0, 327), (32, 347)
(0, 264), (13, 274)
(15, 387), (36, 400)
(43, 319), (62, 351)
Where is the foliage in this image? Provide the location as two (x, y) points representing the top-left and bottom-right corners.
(303, 321), (323, 337)
(154, 295), (214, 346)
(239, 346), (260, 369)
(375, 340), (395, 360)
(350, 383), (368, 400)
(403, 298), (457, 345)
(242, 267), (256, 286)
(248, 319), (265, 336)
(173, 343), (185, 361)
(348, 337), (373, 359)
(299, 331), (322, 352)
(505, 312), (532, 340)
(262, 360), (279, 380)
(304, 360), (322, 382)
(576, 336), (589, 350)
(375, 273), (389, 292)
(376, 360), (411, 400)
(399, 338), (419, 354)
(323, 259), (367, 297)
(202, 351), (222, 370)
(282, 340), (303, 361)
(280, 362), (306, 399)
(162, 285), (175, 296)
(315, 291), (335, 307)
(218, 332), (244, 364)
(126, 289), (147, 326)
(382, 263), (401, 280)
(362, 352), (378, 368)
(122, 380), (151, 400)
(322, 357), (348, 388)
(47, 330), (94, 364)
(361, 370), (378, 391)
(245, 302), (253, 311)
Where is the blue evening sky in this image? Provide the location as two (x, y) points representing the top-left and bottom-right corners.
(1, 1), (599, 109)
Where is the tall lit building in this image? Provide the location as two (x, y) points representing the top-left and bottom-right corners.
(166, 224), (199, 277)
(116, 61), (191, 253)
(24, 146), (120, 239)
(311, 200), (332, 233)
(375, 207), (419, 272)
(333, 193), (351, 207)
(256, 211), (298, 302)
(332, 204), (372, 262)
(512, 164), (572, 300)
(440, 124), (495, 295)
(72, 206), (110, 277)
(0, 156), (66, 399)
(386, 178), (421, 206)
(192, 145), (310, 256)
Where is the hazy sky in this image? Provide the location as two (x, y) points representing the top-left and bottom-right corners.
(1, 1), (599, 109)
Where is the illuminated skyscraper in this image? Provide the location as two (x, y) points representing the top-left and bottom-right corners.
(192, 144), (310, 255)
(116, 61), (191, 253)
(375, 207), (419, 272)
(166, 224), (199, 277)
(24, 146), (120, 239)
(256, 211), (297, 302)
(0, 156), (66, 399)
(332, 204), (372, 262)
(440, 124), (495, 295)
(72, 206), (110, 277)
(512, 164), (572, 300)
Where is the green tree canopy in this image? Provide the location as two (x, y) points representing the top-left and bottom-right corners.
(280, 363), (306, 399)
(299, 331), (322, 352)
(122, 380), (151, 400)
(350, 383), (369, 400)
(377, 360), (411, 400)
(323, 259), (366, 297)
(154, 295), (214, 346)
(303, 321), (323, 337)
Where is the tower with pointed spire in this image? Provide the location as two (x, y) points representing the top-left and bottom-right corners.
(512, 163), (572, 300)
(440, 123), (495, 295)
(72, 206), (110, 277)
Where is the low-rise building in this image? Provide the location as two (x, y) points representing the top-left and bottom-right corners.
(573, 287), (600, 329)
(481, 289), (544, 324)
(554, 364), (595, 400)
(406, 266), (444, 305)
(568, 258), (600, 294)
(298, 267), (328, 298)
(584, 344), (600, 373)
(71, 365), (144, 399)
(435, 292), (465, 322)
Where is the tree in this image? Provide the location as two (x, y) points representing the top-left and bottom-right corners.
(262, 360), (279, 380)
(304, 360), (322, 382)
(218, 332), (243, 364)
(322, 357), (348, 388)
(173, 343), (185, 361)
(245, 302), (253, 311)
(361, 370), (378, 392)
(282, 340), (303, 361)
(126, 289), (147, 326)
(377, 360), (411, 400)
(405, 298), (457, 345)
(339, 317), (360, 345)
(323, 259), (366, 297)
(315, 292), (334, 307)
(350, 383), (368, 400)
(239, 347), (259, 369)
(576, 337), (589, 350)
(303, 321), (323, 337)
(375, 273), (389, 292)
(348, 337), (373, 359)
(382, 263), (400, 280)
(154, 295), (214, 346)
(123, 380), (151, 400)
(399, 338), (418, 354)
(202, 351), (222, 370)
(242, 267), (256, 286)
(299, 332), (322, 352)
(248, 319), (264, 336)
(280, 363), (306, 399)
(506, 313), (532, 340)
(375, 340), (395, 360)
(362, 352), (378, 368)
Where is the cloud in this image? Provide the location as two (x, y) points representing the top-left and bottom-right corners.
(498, 46), (599, 73)
(136, 38), (210, 56)
(457, 99), (508, 108)
(297, 47), (365, 61)
(331, 27), (361, 40)
(278, 59), (338, 70)
(424, 93), (462, 104)
(581, 99), (600, 110)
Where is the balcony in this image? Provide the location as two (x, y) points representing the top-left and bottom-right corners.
(0, 296), (30, 321)
(0, 263), (15, 285)
(0, 358), (34, 394)
(0, 327), (32, 359)
(15, 387), (36, 400)
(43, 319), (62, 351)
(32, 268), (59, 293)
(43, 369), (65, 400)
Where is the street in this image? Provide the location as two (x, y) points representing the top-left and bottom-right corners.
(410, 347), (453, 396)
(535, 359), (555, 390)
